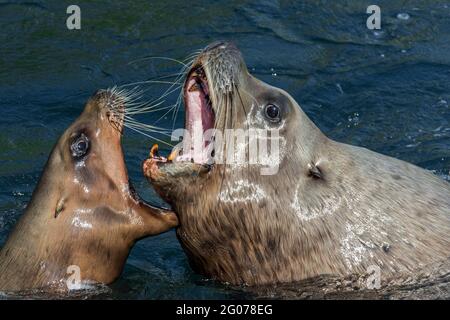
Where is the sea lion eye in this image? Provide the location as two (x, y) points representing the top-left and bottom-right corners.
(264, 104), (280, 122)
(71, 133), (89, 158)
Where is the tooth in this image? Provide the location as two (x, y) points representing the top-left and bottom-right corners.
(167, 146), (180, 161)
(150, 144), (159, 158)
(188, 82), (200, 92)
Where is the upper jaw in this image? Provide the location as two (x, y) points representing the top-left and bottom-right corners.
(143, 42), (245, 180)
(142, 61), (217, 175)
(180, 64), (216, 164)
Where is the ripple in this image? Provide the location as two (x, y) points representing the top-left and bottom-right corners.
(1, 0), (449, 300)
(397, 13), (411, 20)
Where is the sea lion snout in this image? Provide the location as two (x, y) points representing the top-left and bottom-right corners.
(194, 41), (245, 95)
(82, 89), (126, 134)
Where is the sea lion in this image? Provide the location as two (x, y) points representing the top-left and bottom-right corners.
(143, 41), (450, 286)
(0, 89), (178, 292)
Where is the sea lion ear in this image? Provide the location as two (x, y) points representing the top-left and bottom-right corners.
(307, 163), (323, 180)
(54, 197), (66, 218)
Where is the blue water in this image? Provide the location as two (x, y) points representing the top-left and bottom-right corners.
(0, 0), (449, 299)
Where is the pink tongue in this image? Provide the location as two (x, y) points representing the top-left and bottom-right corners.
(186, 81), (202, 131)
(180, 78), (214, 163)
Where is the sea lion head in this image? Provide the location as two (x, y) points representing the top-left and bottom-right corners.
(47, 89), (177, 238)
(0, 89), (178, 292)
(143, 42), (331, 285)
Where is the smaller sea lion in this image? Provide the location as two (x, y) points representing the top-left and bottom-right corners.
(0, 89), (178, 293)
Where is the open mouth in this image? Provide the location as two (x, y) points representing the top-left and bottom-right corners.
(147, 65), (216, 166)
(103, 90), (161, 207)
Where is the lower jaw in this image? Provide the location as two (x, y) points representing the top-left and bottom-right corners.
(142, 153), (212, 183)
(144, 67), (216, 178)
(147, 142), (214, 167)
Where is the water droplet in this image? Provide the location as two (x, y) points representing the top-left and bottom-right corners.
(373, 30), (384, 38)
(437, 98), (448, 107)
(347, 112), (360, 126)
(397, 13), (410, 20)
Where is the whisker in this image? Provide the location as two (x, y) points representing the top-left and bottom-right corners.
(128, 56), (188, 67)
(116, 49), (203, 140)
(150, 84), (182, 104)
(124, 124), (174, 147)
(120, 80), (182, 88)
(125, 100), (168, 114)
(124, 123), (172, 137)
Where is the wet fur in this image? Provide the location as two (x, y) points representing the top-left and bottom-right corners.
(146, 42), (450, 286)
(0, 91), (178, 292)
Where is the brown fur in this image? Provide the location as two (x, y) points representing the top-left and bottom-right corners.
(144, 42), (450, 286)
(0, 90), (178, 292)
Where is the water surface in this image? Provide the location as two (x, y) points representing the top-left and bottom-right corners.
(0, 0), (449, 299)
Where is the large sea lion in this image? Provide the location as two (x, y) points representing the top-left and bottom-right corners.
(0, 89), (178, 292)
(143, 42), (450, 286)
